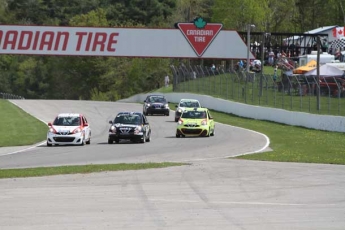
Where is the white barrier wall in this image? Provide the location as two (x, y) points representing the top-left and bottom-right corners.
(118, 92), (345, 133)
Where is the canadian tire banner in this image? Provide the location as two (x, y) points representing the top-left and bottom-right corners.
(177, 18), (223, 57)
(0, 24), (254, 59)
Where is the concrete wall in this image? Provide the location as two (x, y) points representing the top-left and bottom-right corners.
(118, 92), (345, 133)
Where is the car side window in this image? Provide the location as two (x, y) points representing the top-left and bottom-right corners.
(143, 115), (148, 124)
(83, 116), (88, 125)
(208, 111), (213, 119)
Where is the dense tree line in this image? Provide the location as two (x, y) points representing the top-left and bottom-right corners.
(1, 0), (345, 100)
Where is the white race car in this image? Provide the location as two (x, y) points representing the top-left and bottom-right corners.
(46, 113), (91, 146)
(175, 99), (201, 122)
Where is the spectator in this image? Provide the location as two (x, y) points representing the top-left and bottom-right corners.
(268, 49), (275, 66)
(211, 64), (216, 72)
(192, 71), (197, 79)
(306, 43), (311, 54)
(335, 49), (341, 60)
(312, 42), (317, 51)
(164, 75), (170, 87)
(322, 40), (328, 53)
(295, 42), (300, 56)
(273, 65), (278, 86)
(341, 48), (345, 62)
(289, 42), (295, 56)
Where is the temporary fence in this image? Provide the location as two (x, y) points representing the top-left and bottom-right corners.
(0, 92), (25, 100)
(170, 65), (345, 116)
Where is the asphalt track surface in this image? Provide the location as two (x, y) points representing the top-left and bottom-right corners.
(1, 100), (345, 230)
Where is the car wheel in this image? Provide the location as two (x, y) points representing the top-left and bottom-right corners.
(146, 131), (151, 142)
(141, 134), (146, 143)
(47, 141), (52, 147)
(176, 133), (180, 138)
(175, 118), (179, 122)
(86, 137), (91, 144)
(165, 113), (169, 116)
(108, 139), (113, 144)
(206, 129), (211, 137)
(211, 129), (215, 136)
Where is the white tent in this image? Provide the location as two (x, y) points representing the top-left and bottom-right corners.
(304, 64), (344, 76)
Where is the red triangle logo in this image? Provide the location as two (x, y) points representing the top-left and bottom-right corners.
(178, 23), (223, 57)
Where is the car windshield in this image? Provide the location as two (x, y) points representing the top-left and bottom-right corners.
(180, 101), (200, 108)
(181, 111), (207, 119)
(149, 96), (166, 103)
(53, 116), (80, 126)
(114, 114), (141, 124)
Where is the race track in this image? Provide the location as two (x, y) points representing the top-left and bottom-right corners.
(0, 100), (344, 230)
(0, 100), (269, 169)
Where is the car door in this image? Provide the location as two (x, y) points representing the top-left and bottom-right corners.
(82, 116), (90, 139)
(207, 110), (215, 131)
(142, 114), (150, 136)
(143, 96), (150, 113)
(143, 97), (147, 112)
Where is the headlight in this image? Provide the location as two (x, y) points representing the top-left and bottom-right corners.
(146, 103), (151, 107)
(49, 127), (57, 134)
(165, 104), (169, 108)
(177, 109), (182, 113)
(109, 126), (116, 133)
(178, 119), (183, 125)
(134, 125), (142, 134)
(72, 127), (82, 134)
(201, 120), (207, 126)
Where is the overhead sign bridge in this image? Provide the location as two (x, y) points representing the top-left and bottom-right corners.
(0, 19), (254, 60)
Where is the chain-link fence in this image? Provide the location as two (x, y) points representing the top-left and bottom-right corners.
(170, 65), (345, 116)
(0, 92), (25, 100)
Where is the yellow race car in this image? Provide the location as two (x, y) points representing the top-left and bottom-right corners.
(176, 107), (215, 137)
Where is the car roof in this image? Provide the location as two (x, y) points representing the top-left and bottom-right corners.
(116, 112), (143, 116)
(183, 107), (208, 112)
(57, 113), (81, 117)
(147, 95), (165, 98)
(179, 99), (200, 102)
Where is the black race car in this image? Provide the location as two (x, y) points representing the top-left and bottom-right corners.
(108, 112), (151, 144)
(143, 95), (170, 116)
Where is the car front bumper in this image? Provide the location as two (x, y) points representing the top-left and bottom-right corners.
(47, 132), (84, 145)
(108, 133), (144, 141)
(176, 126), (210, 137)
(146, 107), (169, 115)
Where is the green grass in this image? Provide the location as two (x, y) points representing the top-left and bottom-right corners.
(153, 85), (173, 93)
(0, 163), (186, 179)
(175, 68), (345, 116)
(0, 99), (47, 147)
(168, 103), (345, 165)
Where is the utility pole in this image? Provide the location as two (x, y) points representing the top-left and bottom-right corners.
(259, 33), (265, 97)
(260, 33), (270, 97)
(317, 36), (321, 111)
(246, 24), (255, 72)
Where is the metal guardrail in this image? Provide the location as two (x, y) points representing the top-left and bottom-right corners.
(170, 65), (345, 116)
(0, 92), (25, 100)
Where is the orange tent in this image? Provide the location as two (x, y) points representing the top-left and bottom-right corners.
(293, 60), (317, 74)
